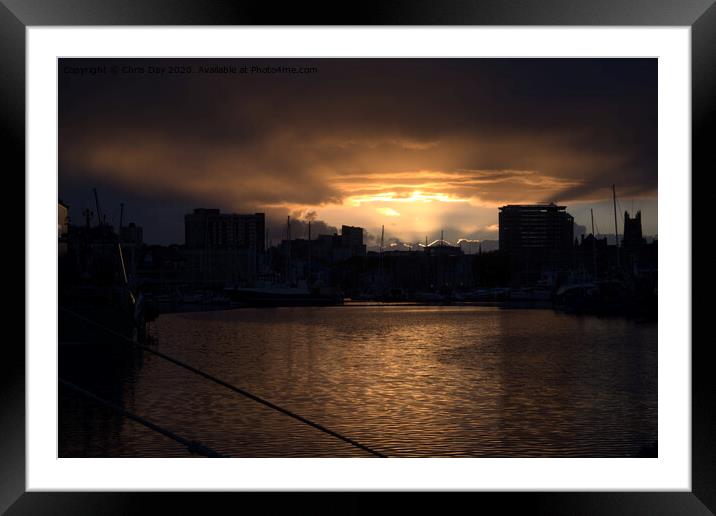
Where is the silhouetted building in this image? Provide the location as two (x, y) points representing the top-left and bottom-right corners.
(499, 204), (574, 251)
(185, 209), (265, 252)
(425, 239), (463, 256)
(120, 222), (143, 245)
(183, 209), (266, 285)
(619, 210), (656, 277)
(622, 211), (645, 249)
(275, 225), (367, 285)
(499, 203), (574, 286)
(341, 225), (366, 256)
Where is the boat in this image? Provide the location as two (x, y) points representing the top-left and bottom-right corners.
(508, 287), (553, 303)
(554, 279), (638, 316)
(58, 193), (157, 392)
(224, 285), (343, 307)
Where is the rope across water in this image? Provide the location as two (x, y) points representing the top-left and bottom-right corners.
(59, 306), (387, 458)
(60, 378), (226, 457)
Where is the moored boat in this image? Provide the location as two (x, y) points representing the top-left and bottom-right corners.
(224, 285), (343, 307)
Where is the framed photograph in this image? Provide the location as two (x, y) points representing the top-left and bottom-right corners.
(4, 1), (711, 513)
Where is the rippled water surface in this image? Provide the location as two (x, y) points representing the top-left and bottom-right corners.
(59, 305), (657, 457)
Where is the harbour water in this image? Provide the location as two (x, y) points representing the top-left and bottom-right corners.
(59, 305), (657, 457)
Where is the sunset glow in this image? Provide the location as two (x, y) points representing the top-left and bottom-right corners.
(59, 58), (658, 245)
(350, 190), (470, 206)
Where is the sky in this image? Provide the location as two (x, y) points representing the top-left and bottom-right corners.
(59, 58), (657, 247)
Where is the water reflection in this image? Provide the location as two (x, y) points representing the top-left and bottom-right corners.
(59, 305), (657, 457)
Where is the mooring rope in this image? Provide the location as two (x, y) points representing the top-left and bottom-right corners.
(59, 377), (226, 458)
(59, 306), (387, 458)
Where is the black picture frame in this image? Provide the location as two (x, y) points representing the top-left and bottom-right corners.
(2, 1), (711, 514)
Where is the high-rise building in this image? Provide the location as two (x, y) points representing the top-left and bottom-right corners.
(185, 209), (265, 251)
(183, 209), (265, 285)
(498, 203), (574, 285)
(499, 204), (574, 251)
(340, 225), (366, 256)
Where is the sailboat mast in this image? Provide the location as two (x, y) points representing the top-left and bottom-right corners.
(591, 208), (597, 279)
(379, 225), (384, 280)
(119, 203), (124, 237)
(287, 215), (291, 284)
(612, 184), (620, 268)
(93, 188), (103, 227)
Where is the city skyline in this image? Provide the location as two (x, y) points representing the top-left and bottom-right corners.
(59, 58), (657, 246)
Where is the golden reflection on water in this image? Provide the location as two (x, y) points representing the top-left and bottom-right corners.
(59, 305), (657, 457)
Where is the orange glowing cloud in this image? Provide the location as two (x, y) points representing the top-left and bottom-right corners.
(376, 207), (401, 217)
(59, 58), (657, 244)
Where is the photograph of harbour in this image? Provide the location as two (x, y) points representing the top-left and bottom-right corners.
(58, 58), (657, 458)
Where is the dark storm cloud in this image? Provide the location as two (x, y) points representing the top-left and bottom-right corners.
(59, 58), (656, 244)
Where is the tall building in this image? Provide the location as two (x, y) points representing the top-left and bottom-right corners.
(621, 210), (654, 277)
(499, 204), (574, 251)
(183, 209), (265, 285)
(185, 209), (265, 251)
(498, 203), (574, 286)
(622, 211), (645, 249)
(340, 225), (366, 256)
